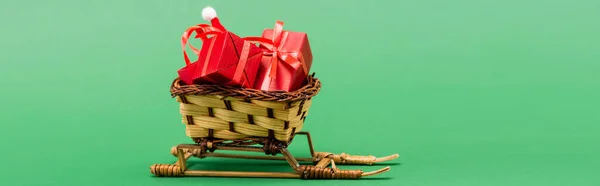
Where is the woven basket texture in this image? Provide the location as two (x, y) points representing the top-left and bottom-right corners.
(170, 74), (321, 143)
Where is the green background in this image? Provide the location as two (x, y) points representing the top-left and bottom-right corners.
(1, 0), (599, 185)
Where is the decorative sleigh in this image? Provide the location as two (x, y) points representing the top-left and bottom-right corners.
(150, 7), (398, 180)
(150, 75), (398, 179)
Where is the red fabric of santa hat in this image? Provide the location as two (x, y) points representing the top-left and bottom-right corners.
(202, 6), (227, 31)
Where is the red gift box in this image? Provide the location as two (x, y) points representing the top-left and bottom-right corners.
(245, 21), (313, 92)
(177, 17), (263, 88)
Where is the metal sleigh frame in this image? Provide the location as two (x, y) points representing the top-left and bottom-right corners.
(150, 131), (399, 179)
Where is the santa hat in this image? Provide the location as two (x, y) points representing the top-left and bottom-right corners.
(202, 6), (226, 31)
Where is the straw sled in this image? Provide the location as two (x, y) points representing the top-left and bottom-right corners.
(150, 74), (398, 179)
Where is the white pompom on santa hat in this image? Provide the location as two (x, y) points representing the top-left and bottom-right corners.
(202, 6), (226, 31)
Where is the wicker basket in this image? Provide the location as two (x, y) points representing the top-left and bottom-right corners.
(170, 73), (322, 145)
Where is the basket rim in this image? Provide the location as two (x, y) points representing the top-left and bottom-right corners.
(170, 73), (321, 102)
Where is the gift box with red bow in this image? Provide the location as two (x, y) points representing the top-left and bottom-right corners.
(245, 21), (313, 92)
(177, 7), (263, 88)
